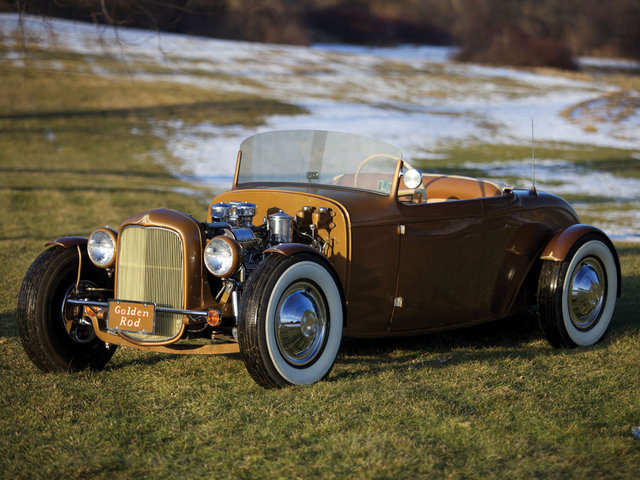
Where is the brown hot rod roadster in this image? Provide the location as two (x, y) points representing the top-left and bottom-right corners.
(18, 130), (621, 388)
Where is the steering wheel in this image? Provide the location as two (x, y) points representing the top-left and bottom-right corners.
(353, 153), (403, 187)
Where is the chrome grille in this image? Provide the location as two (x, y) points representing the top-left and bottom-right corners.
(116, 226), (184, 340)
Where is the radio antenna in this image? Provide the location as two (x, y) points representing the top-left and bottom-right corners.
(529, 117), (537, 196)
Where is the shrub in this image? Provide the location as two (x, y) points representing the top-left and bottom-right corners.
(456, 24), (576, 70)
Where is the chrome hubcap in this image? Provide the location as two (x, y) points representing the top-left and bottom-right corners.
(568, 258), (605, 330)
(275, 282), (328, 366)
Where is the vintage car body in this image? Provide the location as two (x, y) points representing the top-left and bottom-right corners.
(18, 130), (621, 388)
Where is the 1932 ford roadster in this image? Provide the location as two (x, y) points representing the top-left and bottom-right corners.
(18, 130), (621, 388)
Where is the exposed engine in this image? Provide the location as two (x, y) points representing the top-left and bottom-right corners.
(191, 201), (336, 340)
(204, 201), (335, 280)
(196, 201), (335, 332)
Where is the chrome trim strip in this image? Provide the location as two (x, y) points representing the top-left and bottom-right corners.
(66, 299), (210, 318)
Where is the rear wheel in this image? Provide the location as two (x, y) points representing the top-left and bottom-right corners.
(238, 253), (344, 388)
(537, 235), (618, 348)
(18, 246), (116, 372)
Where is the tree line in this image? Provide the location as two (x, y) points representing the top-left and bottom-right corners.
(6, 0), (640, 68)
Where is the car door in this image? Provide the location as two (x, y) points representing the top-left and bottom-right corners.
(390, 196), (513, 333)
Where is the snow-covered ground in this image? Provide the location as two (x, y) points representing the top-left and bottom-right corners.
(578, 56), (640, 71)
(2, 14), (639, 240)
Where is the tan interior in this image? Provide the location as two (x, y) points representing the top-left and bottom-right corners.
(332, 172), (503, 204)
(422, 174), (503, 203)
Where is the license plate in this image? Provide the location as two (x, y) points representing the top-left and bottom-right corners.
(108, 300), (155, 334)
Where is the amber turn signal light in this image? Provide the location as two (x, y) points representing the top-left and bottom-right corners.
(207, 309), (222, 327)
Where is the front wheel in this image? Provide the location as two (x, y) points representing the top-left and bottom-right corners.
(537, 235), (618, 348)
(18, 246), (116, 372)
(238, 253), (344, 388)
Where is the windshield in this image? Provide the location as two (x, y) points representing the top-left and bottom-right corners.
(236, 130), (403, 195)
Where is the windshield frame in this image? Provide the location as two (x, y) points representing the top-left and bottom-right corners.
(234, 130), (404, 196)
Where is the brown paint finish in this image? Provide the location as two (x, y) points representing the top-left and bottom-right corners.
(211, 183), (587, 337)
(213, 186), (406, 337)
(393, 197), (488, 332)
(481, 191), (579, 317)
(346, 223), (400, 336)
(45, 236), (88, 248)
(541, 224), (605, 261)
(389, 190), (579, 334)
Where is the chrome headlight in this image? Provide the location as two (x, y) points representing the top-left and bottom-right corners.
(87, 228), (117, 268)
(204, 236), (242, 277)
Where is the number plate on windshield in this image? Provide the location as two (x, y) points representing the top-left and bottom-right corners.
(108, 300), (155, 334)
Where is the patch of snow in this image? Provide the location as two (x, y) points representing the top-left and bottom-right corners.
(583, 208), (640, 242)
(578, 57), (640, 71)
(312, 44), (458, 63)
(454, 62), (600, 90)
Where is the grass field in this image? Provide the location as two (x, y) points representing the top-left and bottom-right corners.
(2, 23), (640, 480)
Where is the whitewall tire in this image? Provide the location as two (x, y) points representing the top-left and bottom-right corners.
(538, 235), (618, 348)
(238, 253), (344, 388)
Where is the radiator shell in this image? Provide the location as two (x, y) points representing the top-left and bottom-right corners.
(113, 209), (206, 342)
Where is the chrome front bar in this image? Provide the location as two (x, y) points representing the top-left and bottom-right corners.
(65, 298), (211, 319)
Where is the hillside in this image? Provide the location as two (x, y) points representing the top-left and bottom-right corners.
(3, 13), (637, 240)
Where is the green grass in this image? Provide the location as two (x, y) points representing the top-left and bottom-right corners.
(1, 43), (640, 480)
